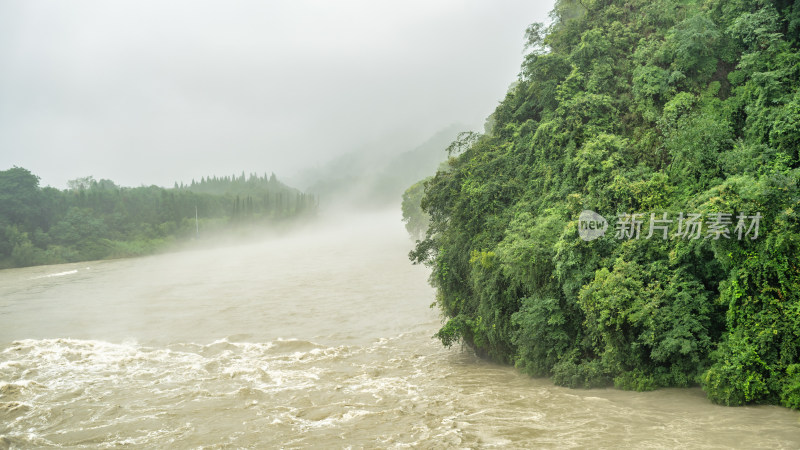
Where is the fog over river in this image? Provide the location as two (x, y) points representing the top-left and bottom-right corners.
(1, 211), (798, 448)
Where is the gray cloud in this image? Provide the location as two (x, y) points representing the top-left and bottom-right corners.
(0, 0), (554, 188)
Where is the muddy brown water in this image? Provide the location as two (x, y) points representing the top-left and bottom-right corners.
(1, 211), (798, 448)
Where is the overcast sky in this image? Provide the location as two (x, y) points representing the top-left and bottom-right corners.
(0, 0), (554, 189)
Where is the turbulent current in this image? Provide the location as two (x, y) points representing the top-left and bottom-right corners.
(1, 211), (798, 448)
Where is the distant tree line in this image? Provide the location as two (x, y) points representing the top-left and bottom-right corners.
(0, 167), (317, 268)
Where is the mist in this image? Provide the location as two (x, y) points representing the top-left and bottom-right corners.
(3, 1), (800, 446)
(0, 209), (423, 345)
(0, 0), (554, 189)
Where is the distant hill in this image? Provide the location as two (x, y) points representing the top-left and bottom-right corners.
(298, 124), (468, 208)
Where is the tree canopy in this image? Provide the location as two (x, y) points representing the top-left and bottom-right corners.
(411, 0), (800, 409)
(0, 168), (316, 268)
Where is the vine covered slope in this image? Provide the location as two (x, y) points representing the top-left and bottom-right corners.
(411, 0), (800, 408)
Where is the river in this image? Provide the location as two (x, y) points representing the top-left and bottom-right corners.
(1, 210), (798, 448)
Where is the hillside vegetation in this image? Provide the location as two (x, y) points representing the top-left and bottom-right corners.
(410, 0), (800, 408)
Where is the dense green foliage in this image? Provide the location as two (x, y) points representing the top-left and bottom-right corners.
(402, 178), (432, 240)
(411, 0), (800, 408)
(0, 168), (316, 268)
